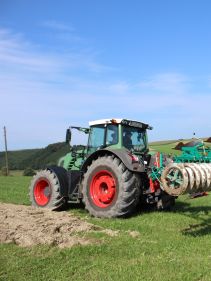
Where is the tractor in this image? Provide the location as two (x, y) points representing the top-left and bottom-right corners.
(29, 118), (211, 218)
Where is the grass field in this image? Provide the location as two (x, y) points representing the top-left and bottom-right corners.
(1, 175), (211, 281)
(149, 142), (181, 155)
(149, 139), (211, 156)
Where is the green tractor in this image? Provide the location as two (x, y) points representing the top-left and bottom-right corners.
(29, 118), (174, 217)
(29, 118), (211, 217)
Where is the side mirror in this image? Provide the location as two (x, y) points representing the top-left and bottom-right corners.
(66, 128), (72, 144)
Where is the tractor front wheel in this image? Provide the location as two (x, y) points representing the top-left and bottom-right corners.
(82, 155), (141, 218)
(29, 169), (66, 210)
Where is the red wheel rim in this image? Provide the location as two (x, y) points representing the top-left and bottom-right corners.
(90, 170), (116, 208)
(34, 178), (51, 206)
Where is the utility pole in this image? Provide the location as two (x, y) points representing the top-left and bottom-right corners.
(3, 126), (9, 176)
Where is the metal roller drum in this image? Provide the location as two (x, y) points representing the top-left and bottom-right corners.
(184, 165), (195, 192)
(160, 163), (189, 196)
(201, 163), (211, 189)
(199, 164), (211, 190)
(160, 162), (211, 196)
(184, 163), (201, 192)
(192, 163), (206, 190)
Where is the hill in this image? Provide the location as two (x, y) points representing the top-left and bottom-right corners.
(0, 142), (70, 170)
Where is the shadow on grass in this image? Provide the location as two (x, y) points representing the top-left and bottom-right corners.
(171, 200), (211, 237)
(181, 221), (211, 236)
(133, 198), (211, 236)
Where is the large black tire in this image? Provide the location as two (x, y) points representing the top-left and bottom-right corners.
(82, 155), (141, 218)
(29, 169), (66, 210)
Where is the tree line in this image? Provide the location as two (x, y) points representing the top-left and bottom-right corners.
(0, 142), (70, 170)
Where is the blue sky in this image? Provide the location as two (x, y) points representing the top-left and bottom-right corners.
(1, 0), (211, 150)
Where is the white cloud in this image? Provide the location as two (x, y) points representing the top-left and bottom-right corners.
(139, 73), (188, 90)
(0, 28), (62, 73)
(41, 20), (75, 32)
(0, 27), (109, 76)
(108, 82), (130, 94)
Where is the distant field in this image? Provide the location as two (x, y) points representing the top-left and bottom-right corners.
(149, 137), (211, 146)
(0, 170), (25, 177)
(149, 138), (211, 156)
(7, 170), (24, 176)
(149, 141), (181, 155)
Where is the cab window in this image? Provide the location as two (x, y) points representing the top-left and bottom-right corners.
(122, 126), (146, 151)
(88, 125), (105, 148)
(106, 125), (118, 145)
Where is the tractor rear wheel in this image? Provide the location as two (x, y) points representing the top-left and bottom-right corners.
(82, 155), (141, 218)
(29, 169), (66, 210)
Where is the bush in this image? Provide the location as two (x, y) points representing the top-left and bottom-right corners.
(1, 167), (8, 176)
(23, 168), (36, 176)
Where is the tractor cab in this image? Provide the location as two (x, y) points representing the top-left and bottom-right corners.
(87, 118), (152, 155)
(60, 118), (152, 170)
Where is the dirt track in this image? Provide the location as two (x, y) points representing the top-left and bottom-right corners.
(0, 203), (118, 248)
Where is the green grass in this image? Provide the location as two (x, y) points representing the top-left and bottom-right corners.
(149, 142), (181, 155)
(1, 176), (211, 280)
(0, 175), (31, 205)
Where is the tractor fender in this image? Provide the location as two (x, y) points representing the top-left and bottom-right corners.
(81, 148), (145, 173)
(47, 166), (69, 197)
